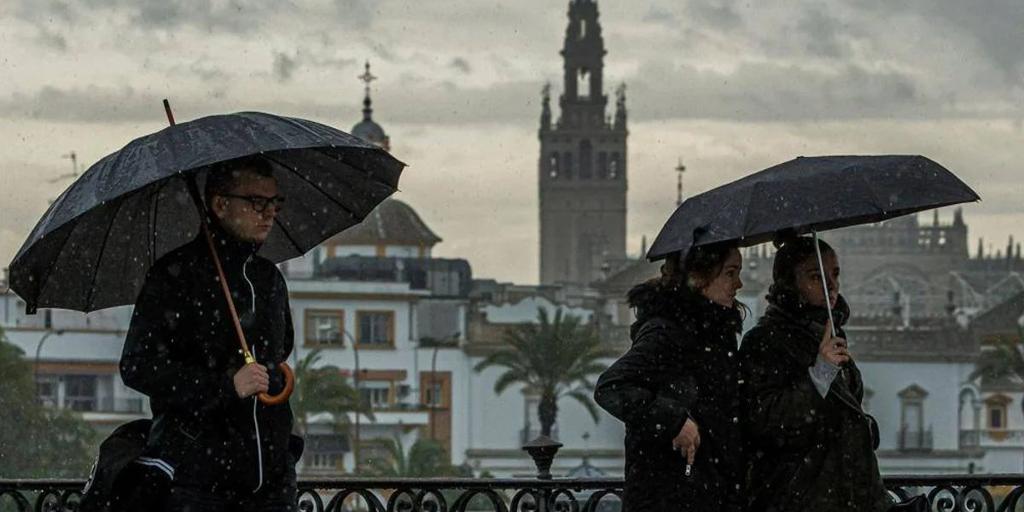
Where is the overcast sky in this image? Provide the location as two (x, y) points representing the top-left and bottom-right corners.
(2, 0), (1023, 285)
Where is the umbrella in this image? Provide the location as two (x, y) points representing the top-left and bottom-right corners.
(646, 154), (980, 330)
(9, 102), (406, 404)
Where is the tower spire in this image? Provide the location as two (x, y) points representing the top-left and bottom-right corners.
(675, 159), (686, 206)
(358, 60), (377, 121)
(540, 82), (552, 132)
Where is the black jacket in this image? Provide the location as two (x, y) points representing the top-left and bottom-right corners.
(739, 292), (890, 512)
(594, 281), (745, 512)
(120, 224), (297, 494)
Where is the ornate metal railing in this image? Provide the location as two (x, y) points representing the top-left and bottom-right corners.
(4, 475), (1024, 512)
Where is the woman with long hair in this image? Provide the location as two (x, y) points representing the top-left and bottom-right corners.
(594, 242), (746, 511)
(740, 236), (891, 512)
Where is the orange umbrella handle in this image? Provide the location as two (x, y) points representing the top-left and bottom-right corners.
(258, 362), (294, 406)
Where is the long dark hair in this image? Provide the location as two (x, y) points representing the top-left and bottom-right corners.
(659, 241), (738, 291)
(768, 236), (835, 304)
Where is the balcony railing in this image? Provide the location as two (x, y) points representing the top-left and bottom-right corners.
(898, 428), (934, 451)
(960, 429), (1024, 447)
(3, 475), (1024, 512)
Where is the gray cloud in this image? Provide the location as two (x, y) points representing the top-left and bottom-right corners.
(450, 57), (472, 74)
(686, 0), (743, 31)
(795, 7), (851, 58)
(624, 59), (928, 122)
(642, 4), (678, 27)
(858, 0), (1024, 84)
(34, 25), (67, 51)
(273, 52), (298, 82)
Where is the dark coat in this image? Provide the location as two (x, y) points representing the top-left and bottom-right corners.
(594, 281), (745, 512)
(739, 293), (891, 512)
(119, 224), (298, 494)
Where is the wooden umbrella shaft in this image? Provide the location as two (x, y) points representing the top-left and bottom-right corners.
(201, 226), (255, 364)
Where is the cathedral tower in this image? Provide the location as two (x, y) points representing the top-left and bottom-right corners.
(539, 0), (628, 285)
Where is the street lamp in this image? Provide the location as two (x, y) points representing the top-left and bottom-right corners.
(341, 329), (363, 473)
(423, 331), (460, 441)
(34, 329), (66, 398)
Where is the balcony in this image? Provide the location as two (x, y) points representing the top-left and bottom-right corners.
(960, 429), (1024, 448)
(898, 428), (934, 451)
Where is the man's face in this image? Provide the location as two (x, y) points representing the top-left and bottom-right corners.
(211, 171), (281, 243)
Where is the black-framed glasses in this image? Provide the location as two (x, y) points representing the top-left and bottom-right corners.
(220, 194), (286, 213)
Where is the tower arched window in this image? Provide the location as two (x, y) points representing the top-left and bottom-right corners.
(609, 153), (620, 179)
(579, 140), (593, 179)
(548, 153), (560, 179)
(577, 68), (590, 100)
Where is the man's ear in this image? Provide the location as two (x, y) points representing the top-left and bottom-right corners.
(210, 195), (227, 219)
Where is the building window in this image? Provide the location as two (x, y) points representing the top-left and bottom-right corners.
(579, 140), (593, 179)
(898, 384), (930, 450)
(609, 153), (620, 179)
(64, 375), (98, 412)
(424, 381), (444, 407)
(305, 434), (348, 471)
(986, 394), (1012, 430)
(358, 382), (392, 409)
(357, 311), (395, 347)
(990, 407), (1005, 429)
(548, 153), (559, 179)
(305, 310), (344, 346)
(36, 375), (59, 407)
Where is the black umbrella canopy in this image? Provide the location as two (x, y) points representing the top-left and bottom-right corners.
(10, 111), (405, 312)
(647, 155), (980, 261)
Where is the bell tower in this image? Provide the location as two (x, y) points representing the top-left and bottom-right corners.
(539, 0), (628, 285)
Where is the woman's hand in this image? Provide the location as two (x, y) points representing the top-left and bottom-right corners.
(672, 418), (701, 466)
(818, 318), (850, 366)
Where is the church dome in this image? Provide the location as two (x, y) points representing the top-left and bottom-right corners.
(352, 116), (388, 148)
(328, 198), (442, 247)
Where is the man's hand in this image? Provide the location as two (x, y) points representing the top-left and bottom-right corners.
(233, 363), (269, 398)
(671, 418), (701, 466)
(818, 318), (851, 366)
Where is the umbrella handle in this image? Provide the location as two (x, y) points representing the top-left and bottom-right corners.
(258, 362), (295, 406)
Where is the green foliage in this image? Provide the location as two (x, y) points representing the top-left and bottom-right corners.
(292, 348), (374, 436)
(0, 327), (96, 478)
(473, 308), (615, 437)
(366, 436), (457, 478)
(971, 334), (1024, 384)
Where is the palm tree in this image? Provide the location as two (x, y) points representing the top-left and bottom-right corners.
(971, 334), (1024, 386)
(292, 348), (373, 437)
(473, 308), (615, 439)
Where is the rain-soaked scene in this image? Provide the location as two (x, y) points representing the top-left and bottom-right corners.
(1, 1), (1024, 511)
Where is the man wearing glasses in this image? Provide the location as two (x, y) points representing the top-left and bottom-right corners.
(119, 155), (300, 510)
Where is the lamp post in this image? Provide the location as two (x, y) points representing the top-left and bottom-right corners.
(426, 332), (460, 441)
(33, 329), (66, 391)
(340, 329), (364, 473)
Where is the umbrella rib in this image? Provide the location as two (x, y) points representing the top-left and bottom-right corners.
(30, 221), (77, 310)
(273, 216), (304, 256)
(149, 178), (170, 267)
(84, 198), (126, 311)
(261, 153), (393, 222)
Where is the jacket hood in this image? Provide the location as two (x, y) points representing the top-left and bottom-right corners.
(627, 279), (743, 333)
